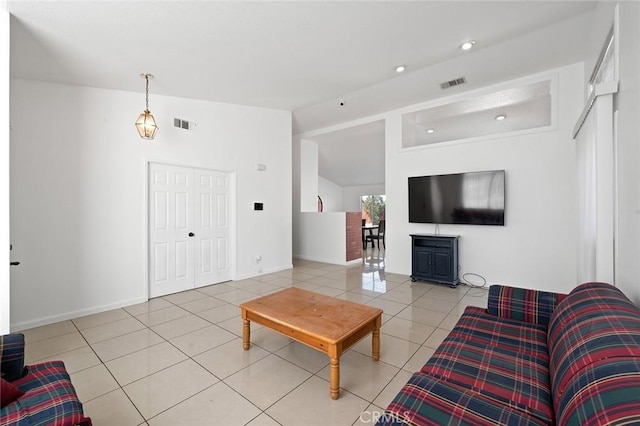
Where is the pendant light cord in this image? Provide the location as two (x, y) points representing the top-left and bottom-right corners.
(145, 74), (150, 111)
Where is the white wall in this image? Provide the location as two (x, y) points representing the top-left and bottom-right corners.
(318, 176), (343, 212)
(577, 2), (640, 304)
(0, 6), (10, 334)
(294, 64), (583, 292)
(292, 135), (302, 257)
(612, 1), (640, 304)
(295, 212), (347, 264)
(342, 184), (385, 212)
(385, 64), (582, 294)
(300, 140), (318, 212)
(10, 79), (292, 330)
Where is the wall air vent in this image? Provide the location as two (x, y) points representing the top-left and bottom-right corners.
(174, 118), (190, 130)
(440, 77), (467, 90)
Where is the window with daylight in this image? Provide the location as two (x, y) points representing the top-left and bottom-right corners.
(361, 195), (386, 225)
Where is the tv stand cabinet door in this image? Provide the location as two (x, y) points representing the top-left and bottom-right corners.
(413, 248), (433, 280)
(432, 249), (453, 282)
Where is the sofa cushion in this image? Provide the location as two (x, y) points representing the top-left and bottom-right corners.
(0, 333), (27, 382)
(444, 306), (549, 360)
(548, 282), (640, 423)
(488, 285), (566, 326)
(420, 307), (553, 423)
(1, 361), (87, 426)
(377, 372), (547, 426)
(1, 378), (24, 408)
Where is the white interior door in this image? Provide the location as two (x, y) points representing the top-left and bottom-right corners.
(193, 169), (230, 287)
(149, 164), (195, 297)
(149, 163), (231, 298)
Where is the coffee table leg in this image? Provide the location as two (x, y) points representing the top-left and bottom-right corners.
(242, 310), (251, 350)
(330, 357), (340, 400)
(372, 315), (381, 361)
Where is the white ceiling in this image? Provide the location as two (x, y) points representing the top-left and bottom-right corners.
(313, 120), (386, 187)
(8, 0), (599, 187)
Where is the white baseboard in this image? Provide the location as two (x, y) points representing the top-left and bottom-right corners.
(11, 296), (148, 332)
(293, 254), (362, 266)
(345, 258), (363, 266)
(234, 264), (293, 281)
(10, 263), (314, 331)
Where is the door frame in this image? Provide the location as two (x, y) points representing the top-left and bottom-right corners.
(144, 160), (237, 300)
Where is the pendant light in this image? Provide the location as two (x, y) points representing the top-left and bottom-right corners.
(135, 73), (159, 140)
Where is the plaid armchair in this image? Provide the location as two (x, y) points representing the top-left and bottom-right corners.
(1, 333), (92, 426)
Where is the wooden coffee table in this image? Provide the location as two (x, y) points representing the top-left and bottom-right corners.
(240, 287), (383, 400)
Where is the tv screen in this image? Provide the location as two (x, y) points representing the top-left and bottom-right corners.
(408, 170), (505, 225)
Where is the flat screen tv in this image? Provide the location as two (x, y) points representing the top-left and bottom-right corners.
(408, 170), (505, 225)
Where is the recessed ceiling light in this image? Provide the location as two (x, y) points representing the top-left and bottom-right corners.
(459, 40), (476, 51)
(426, 129), (435, 134)
(395, 65), (406, 73)
(495, 114), (507, 121)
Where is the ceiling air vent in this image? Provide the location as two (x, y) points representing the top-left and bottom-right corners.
(440, 77), (467, 90)
(174, 118), (190, 130)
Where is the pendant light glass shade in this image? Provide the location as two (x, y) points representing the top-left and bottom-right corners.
(135, 74), (158, 140)
(135, 109), (158, 139)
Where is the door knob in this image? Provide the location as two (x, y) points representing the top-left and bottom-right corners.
(10, 261), (20, 266)
(188, 232), (195, 237)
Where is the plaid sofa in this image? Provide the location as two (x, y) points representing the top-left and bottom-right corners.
(1, 333), (92, 426)
(378, 282), (640, 425)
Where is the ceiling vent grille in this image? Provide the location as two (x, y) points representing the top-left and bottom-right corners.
(440, 77), (466, 90)
(174, 118), (190, 130)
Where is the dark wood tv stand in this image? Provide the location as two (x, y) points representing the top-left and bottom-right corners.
(410, 234), (459, 287)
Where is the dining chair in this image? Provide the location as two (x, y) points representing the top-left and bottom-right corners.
(365, 219), (385, 249)
(362, 219), (368, 249)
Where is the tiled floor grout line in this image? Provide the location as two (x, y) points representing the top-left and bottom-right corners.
(75, 302), (262, 424)
(70, 315), (150, 425)
(114, 282), (305, 423)
(20, 254), (489, 426)
(178, 276), (397, 424)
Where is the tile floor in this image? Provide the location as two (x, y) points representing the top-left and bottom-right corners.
(20, 250), (488, 426)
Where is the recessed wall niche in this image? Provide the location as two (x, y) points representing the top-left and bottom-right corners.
(402, 79), (552, 148)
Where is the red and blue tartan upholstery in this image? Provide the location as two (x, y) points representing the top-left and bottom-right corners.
(378, 282), (640, 426)
(1, 361), (91, 426)
(379, 372), (547, 426)
(548, 282), (640, 425)
(1, 333), (91, 426)
(488, 285), (566, 326)
(444, 306), (549, 358)
(0, 333), (28, 381)
(557, 357), (640, 425)
(420, 307), (553, 423)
